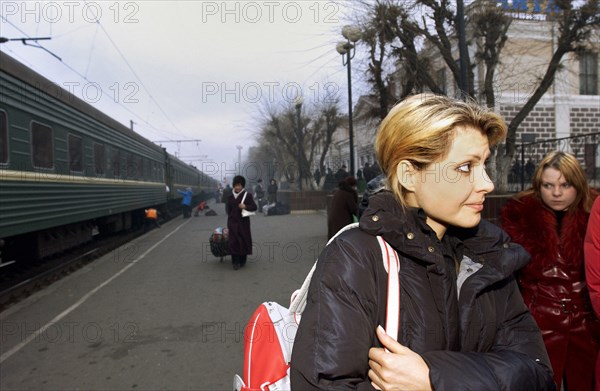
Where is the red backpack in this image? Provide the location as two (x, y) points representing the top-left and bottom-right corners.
(233, 223), (400, 391)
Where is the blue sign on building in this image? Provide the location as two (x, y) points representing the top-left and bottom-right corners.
(496, 0), (559, 13)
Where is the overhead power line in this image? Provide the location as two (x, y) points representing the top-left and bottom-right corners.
(1, 11), (186, 142)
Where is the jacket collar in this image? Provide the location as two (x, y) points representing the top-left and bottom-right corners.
(359, 191), (530, 279)
(360, 191), (444, 263)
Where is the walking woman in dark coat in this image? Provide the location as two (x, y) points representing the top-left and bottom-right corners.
(327, 176), (358, 239)
(226, 175), (257, 270)
(267, 179), (278, 204)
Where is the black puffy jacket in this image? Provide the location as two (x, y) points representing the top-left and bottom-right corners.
(290, 191), (555, 390)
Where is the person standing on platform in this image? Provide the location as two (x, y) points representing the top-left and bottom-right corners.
(226, 175), (257, 270)
(356, 168), (367, 194)
(254, 179), (265, 211)
(313, 168), (321, 187)
(327, 176), (358, 240)
(177, 187), (193, 218)
(502, 151), (599, 391)
(585, 197), (600, 391)
(221, 184), (232, 204)
(267, 179), (278, 204)
(334, 164), (349, 183)
(323, 168), (336, 191)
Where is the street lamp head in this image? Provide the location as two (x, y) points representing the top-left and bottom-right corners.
(336, 42), (349, 55)
(294, 95), (304, 108)
(342, 25), (361, 43)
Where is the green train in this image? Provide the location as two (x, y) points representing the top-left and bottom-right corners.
(0, 51), (216, 264)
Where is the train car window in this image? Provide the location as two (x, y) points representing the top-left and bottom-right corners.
(31, 122), (53, 168)
(126, 153), (135, 179)
(68, 134), (83, 172)
(137, 155), (143, 179)
(0, 111), (7, 164)
(94, 143), (105, 175)
(112, 148), (120, 177)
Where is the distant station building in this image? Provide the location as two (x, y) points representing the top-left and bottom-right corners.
(328, 0), (599, 185)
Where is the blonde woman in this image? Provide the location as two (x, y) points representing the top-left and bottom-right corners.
(290, 94), (554, 390)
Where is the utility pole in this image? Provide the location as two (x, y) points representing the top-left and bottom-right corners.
(152, 139), (202, 158)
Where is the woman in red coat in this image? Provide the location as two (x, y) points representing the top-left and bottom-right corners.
(502, 151), (599, 390)
(585, 197), (600, 391)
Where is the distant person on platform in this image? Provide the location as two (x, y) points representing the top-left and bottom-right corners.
(356, 168), (367, 194)
(363, 162), (373, 182)
(226, 175), (257, 270)
(268, 179), (278, 204)
(254, 179), (265, 202)
(327, 176), (358, 239)
(221, 184), (232, 204)
(313, 168), (321, 187)
(334, 165), (349, 183)
(177, 187), (193, 218)
(324, 168), (336, 191)
(214, 186), (221, 203)
(144, 208), (161, 232)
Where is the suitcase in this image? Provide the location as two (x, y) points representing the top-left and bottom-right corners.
(209, 227), (229, 261)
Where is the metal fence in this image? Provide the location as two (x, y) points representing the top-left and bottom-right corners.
(508, 132), (600, 192)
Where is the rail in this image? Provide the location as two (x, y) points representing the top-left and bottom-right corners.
(508, 132), (600, 192)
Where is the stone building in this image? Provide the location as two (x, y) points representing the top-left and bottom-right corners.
(326, 0), (599, 188)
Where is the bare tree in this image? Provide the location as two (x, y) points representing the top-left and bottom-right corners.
(354, 0), (600, 192)
(354, 0), (448, 120)
(312, 95), (344, 188)
(499, 0), (599, 191)
(250, 92), (343, 190)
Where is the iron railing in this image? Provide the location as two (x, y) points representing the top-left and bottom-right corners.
(508, 132), (600, 192)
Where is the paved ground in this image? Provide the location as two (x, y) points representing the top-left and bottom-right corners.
(0, 201), (327, 390)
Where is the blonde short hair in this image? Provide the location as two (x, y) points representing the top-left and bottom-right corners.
(375, 93), (507, 207)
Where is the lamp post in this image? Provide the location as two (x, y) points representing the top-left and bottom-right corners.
(294, 96), (304, 191)
(456, 0), (469, 100)
(337, 25), (361, 177)
(236, 145), (242, 175)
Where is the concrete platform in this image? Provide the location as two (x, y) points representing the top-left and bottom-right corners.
(0, 201), (327, 390)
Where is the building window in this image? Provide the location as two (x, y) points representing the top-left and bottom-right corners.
(0, 111), (7, 164)
(68, 134), (83, 172)
(580, 52), (598, 95)
(94, 143), (105, 175)
(32, 122), (53, 168)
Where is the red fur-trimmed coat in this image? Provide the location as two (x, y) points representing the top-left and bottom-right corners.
(501, 193), (599, 390)
(502, 194), (588, 289)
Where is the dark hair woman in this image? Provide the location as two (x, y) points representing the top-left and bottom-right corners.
(226, 175), (257, 270)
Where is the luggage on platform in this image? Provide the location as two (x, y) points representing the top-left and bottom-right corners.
(209, 227), (229, 261)
(263, 202), (290, 216)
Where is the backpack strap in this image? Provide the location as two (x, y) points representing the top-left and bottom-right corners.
(289, 223), (359, 314)
(377, 236), (400, 342)
(289, 223), (401, 342)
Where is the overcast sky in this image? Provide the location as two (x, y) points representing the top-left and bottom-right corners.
(1, 0), (366, 181)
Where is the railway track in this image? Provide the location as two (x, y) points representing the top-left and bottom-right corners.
(0, 229), (146, 312)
